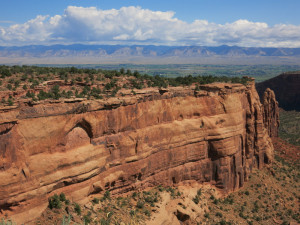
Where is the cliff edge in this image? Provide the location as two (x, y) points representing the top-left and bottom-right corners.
(0, 81), (278, 223)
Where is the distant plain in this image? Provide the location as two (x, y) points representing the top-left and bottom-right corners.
(29, 64), (300, 82)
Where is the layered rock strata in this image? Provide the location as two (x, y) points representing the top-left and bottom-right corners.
(0, 81), (278, 223)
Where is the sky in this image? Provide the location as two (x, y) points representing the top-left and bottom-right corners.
(0, 0), (300, 47)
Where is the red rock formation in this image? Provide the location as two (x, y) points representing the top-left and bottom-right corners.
(0, 81), (278, 223)
(263, 88), (280, 137)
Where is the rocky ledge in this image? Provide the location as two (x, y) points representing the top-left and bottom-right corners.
(0, 81), (278, 223)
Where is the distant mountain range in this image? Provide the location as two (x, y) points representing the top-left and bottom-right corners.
(1, 44), (300, 64)
(1, 44), (300, 58)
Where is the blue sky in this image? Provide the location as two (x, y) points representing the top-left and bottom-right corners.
(1, 0), (299, 25)
(0, 0), (300, 47)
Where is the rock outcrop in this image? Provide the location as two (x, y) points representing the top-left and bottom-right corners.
(0, 81), (278, 223)
(262, 88), (280, 137)
(256, 72), (300, 111)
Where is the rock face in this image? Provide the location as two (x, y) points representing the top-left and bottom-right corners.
(256, 72), (300, 111)
(0, 81), (278, 223)
(262, 88), (280, 137)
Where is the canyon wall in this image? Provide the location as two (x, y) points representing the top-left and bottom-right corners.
(256, 72), (300, 111)
(0, 81), (278, 223)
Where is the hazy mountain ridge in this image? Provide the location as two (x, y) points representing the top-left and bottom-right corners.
(1, 44), (300, 58)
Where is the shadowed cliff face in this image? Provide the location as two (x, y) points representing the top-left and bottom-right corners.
(0, 82), (278, 223)
(256, 72), (300, 111)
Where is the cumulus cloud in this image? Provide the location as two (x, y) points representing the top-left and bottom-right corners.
(0, 6), (300, 47)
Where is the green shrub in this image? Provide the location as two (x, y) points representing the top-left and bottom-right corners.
(132, 192), (137, 198)
(216, 212), (223, 217)
(7, 84), (12, 90)
(103, 191), (110, 200)
(7, 99), (14, 106)
(197, 188), (202, 196)
(92, 198), (99, 204)
(158, 185), (164, 192)
(83, 211), (92, 224)
(74, 203), (81, 215)
(136, 200), (144, 209)
(48, 194), (62, 209)
(59, 193), (66, 202)
(144, 209), (151, 217)
(51, 85), (61, 100)
(193, 195), (200, 204)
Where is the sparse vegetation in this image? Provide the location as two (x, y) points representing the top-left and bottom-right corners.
(11, 149), (298, 225)
(48, 194), (62, 209)
(279, 110), (300, 146)
(199, 153), (299, 225)
(0, 219), (16, 225)
(1, 65), (299, 225)
(0, 65), (252, 107)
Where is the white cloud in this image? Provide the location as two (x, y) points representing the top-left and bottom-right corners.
(0, 6), (300, 47)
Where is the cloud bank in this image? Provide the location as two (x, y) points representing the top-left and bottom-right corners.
(0, 6), (300, 47)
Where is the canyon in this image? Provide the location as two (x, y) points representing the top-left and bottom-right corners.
(256, 71), (300, 111)
(0, 80), (278, 224)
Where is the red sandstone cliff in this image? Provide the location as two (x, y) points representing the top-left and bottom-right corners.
(263, 88), (280, 137)
(0, 81), (278, 223)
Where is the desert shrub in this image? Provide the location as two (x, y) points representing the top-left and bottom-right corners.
(197, 188), (202, 196)
(216, 212), (223, 217)
(48, 194), (61, 209)
(132, 192), (137, 198)
(59, 193), (66, 202)
(103, 191), (110, 200)
(14, 80), (20, 88)
(37, 90), (50, 100)
(83, 211), (92, 224)
(213, 199), (219, 205)
(92, 198), (99, 204)
(157, 185), (165, 192)
(74, 203), (81, 215)
(51, 85), (61, 100)
(144, 209), (151, 217)
(7, 99), (14, 106)
(193, 195), (200, 204)
(136, 200), (144, 209)
(7, 84), (12, 90)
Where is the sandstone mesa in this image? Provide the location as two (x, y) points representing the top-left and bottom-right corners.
(0, 80), (279, 224)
